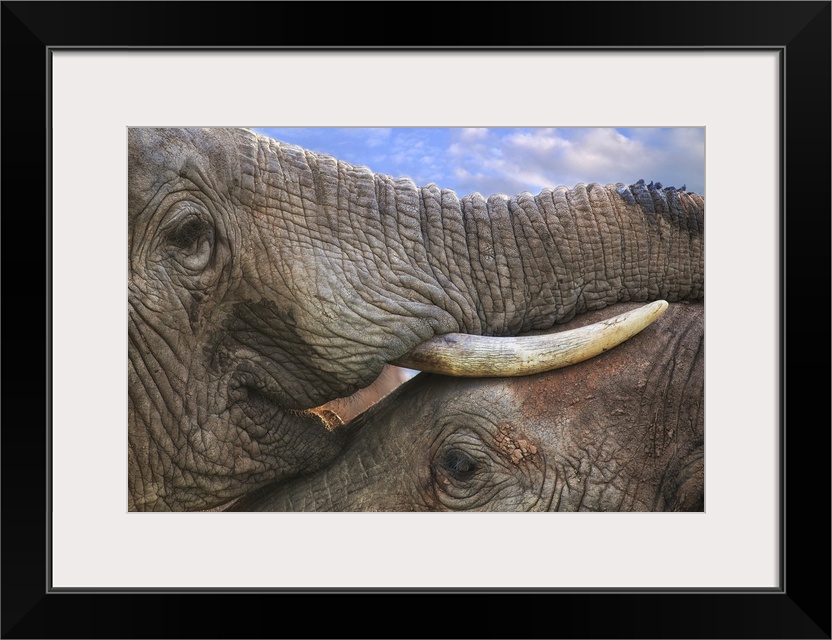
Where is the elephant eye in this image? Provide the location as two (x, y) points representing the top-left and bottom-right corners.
(166, 216), (214, 271)
(430, 436), (493, 509)
(437, 448), (478, 481)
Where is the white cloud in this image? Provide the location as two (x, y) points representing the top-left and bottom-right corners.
(561, 128), (646, 176)
(505, 130), (568, 153)
(459, 128), (490, 141)
(360, 128), (392, 147)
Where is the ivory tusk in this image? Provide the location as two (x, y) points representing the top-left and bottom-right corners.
(392, 300), (669, 377)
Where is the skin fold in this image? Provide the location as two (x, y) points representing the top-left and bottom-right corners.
(128, 128), (704, 511)
(231, 303), (704, 512)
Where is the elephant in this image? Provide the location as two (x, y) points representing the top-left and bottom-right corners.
(230, 302), (704, 512)
(128, 127), (703, 511)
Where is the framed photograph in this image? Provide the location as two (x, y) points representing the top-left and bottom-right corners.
(4, 2), (828, 638)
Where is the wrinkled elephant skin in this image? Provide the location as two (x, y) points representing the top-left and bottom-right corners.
(128, 128), (703, 511)
(232, 303), (704, 512)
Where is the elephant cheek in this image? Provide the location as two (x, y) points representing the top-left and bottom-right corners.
(222, 398), (342, 473)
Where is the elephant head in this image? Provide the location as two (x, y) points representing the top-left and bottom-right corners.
(128, 128), (704, 511)
(230, 303), (705, 512)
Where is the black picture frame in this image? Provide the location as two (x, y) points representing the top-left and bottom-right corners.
(3, 2), (829, 638)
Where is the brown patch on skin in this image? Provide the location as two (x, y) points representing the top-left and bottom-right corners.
(495, 423), (538, 465)
(511, 304), (661, 425)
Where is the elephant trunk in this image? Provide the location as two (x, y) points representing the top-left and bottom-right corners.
(226, 409), (396, 512)
(397, 178), (703, 339)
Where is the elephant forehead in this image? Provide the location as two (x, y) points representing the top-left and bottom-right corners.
(128, 128), (250, 219)
(421, 378), (544, 439)
(416, 366), (632, 451)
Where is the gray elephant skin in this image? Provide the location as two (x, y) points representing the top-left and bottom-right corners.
(128, 127), (704, 511)
(231, 302), (704, 512)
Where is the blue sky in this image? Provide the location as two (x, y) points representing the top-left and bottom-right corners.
(253, 127), (705, 197)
